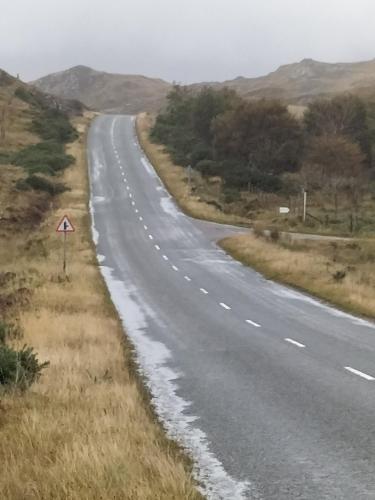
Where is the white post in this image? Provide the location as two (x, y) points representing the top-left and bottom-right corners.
(303, 190), (307, 223)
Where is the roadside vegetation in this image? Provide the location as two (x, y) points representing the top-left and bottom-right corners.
(138, 86), (375, 318)
(220, 229), (375, 318)
(149, 85), (375, 236)
(0, 75), (201, 498)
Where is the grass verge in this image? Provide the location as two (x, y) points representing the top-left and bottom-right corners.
(0, 113), (202, 499)
(220, 232), (375, 318)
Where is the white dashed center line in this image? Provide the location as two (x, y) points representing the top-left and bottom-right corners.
(139, 216), (143, 221)
(172, 265), (179, 271)
(144, 225), (148, 230)
(246, 319), (261, 328)
(154, 245), (160, 251)
(135, 209), (139, 213)
(220, 302), (231, 310)
(163, 255), (169, 261)
(285, 338), (305, 348)
(126, 186), (130, 191)
(129, 193), (132, 198)
(345, 366), (375, 381)
(148, 235), (153, 240)
(200, 288), (208, 295)
(131, 201), (135, 206)
(184, 276), (191, 282)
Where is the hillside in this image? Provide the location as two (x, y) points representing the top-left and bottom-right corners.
(194, 58), (375, 104)
(31, 65), (171, 114)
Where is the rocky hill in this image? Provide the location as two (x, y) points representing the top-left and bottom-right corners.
(198, 58), (375, 104)
(31, 58), (375, 113)
(31, 65), (171, 114)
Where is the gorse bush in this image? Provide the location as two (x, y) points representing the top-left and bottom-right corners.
(16, 174), (67, 195)
(13, 85), (78, 195)
(0, 344), (49, 391)
(12, 142), (75, 175)
(31, 109), (78, 143)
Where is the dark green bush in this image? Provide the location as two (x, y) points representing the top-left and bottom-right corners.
(0, 344), (49, 391)
(16, 175), (67, 195)
(14, 87), (44, 108)
(32, 109), (78, 143)
(0, 322), (7, 344)
(12, 142), (75, 175)
(195, 159), (220, 177)
(0, 151), (13, 165)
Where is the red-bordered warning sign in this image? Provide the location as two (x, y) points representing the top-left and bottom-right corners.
(56, 215), (75, 233)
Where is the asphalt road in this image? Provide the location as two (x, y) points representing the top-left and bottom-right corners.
(88, 115), (375, 500)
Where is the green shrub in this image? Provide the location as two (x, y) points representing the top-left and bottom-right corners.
(0, 151), (13, 165)
(14, 87), (43, 108)
(0, 344), (49, 391)
(12, 142), (75, 175)
(0, 322), (7, 344)
(16, 175), (67, 195)
(31, 109), (78, 143)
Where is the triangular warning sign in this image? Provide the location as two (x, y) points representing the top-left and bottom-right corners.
(56, 215), (75, 233)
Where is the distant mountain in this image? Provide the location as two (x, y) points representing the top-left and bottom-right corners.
(197, 58), (375, 104)
(31, 66), (171, 114)
(31, 59), (375, 114)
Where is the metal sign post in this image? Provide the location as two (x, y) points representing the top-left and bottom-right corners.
(56, 215), (75, 275)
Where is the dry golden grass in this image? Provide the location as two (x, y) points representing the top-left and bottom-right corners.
(220, 233), (375, 318)
(0, 83), (39, 151)
(136, 113), (247, 226)
(0, 113), (201, 499)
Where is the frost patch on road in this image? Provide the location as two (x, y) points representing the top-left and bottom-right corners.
(99, 263), (251, 500)
(141, 157), (158, 178)
(89, 201), (99, 245)
(160, 196), (181, 219)
(271, 285), (375, 328)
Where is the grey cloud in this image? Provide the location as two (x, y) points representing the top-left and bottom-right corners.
(1, 0), (375, 82)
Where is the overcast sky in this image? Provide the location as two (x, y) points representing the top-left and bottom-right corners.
(1, 0), (375, 83)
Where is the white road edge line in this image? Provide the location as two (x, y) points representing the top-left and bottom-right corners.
(345, 366), (375, 381)
(200, 288), (208, 294)
(172, 265), (179, 271)
(220, 302), (231, 310)
(184, 276), (191, 282)
(285, 338), (306, 348)
(246, 319), (261, 328)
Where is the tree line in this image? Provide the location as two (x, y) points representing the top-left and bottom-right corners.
(151, 85), (374, 206)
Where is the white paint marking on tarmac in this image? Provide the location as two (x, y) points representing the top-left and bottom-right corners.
(135, 209), (139, 213)
(144, 225), (148, 230)
(139, 216), (143, 221)
(126, 186), (130, 191)
(132, 202), (136, 207)
(129, 193), (133, 199)
(155, 244), (160, 251)
(149, 235), (154, 240)
(200, 288), (208, 295)
(184, 276), (191, 282)
(246, 320), (261, 328)
(220, 302), (231, 310)
(285, 338), (306, 348)
(345, 366), (375, 381)
(172, 265), (179, 271)
(163, 255), (169, 261)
